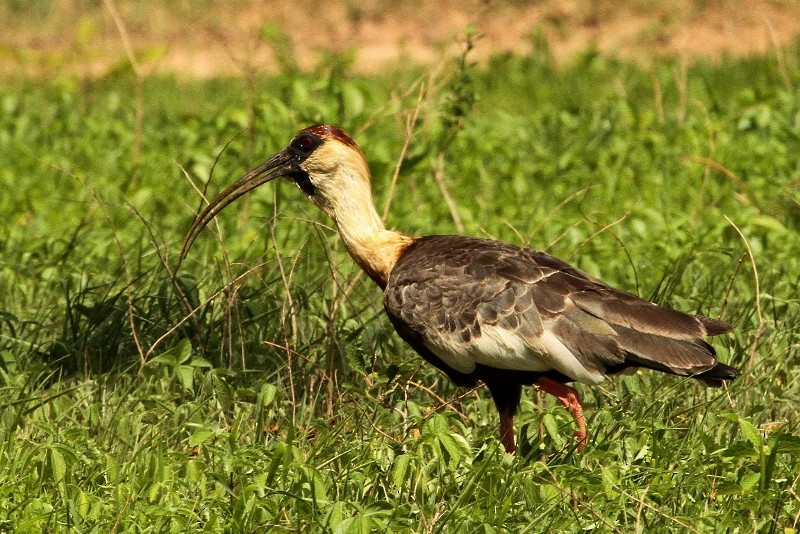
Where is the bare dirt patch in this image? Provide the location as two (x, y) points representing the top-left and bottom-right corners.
(2, 0), (800, 79)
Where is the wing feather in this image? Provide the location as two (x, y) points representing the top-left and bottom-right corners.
(385, 235), (732, 384)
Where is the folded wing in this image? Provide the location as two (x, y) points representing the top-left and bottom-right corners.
(385, 235), (735, 385)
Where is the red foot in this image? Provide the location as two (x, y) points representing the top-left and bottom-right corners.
(536, 376), (588, 452)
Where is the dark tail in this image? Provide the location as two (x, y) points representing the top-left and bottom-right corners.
(695, 361), (740, 387)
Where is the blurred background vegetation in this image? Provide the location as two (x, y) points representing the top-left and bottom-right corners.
(3, 0), (800, 79)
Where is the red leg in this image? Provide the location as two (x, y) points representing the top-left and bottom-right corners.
(536, 377), (587, 452)
(486, 382), (522, 454)
(499, 411), (516, 453)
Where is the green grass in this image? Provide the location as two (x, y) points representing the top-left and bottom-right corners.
(1, 42), (800, 532)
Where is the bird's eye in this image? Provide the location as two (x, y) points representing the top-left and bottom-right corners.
(291, 134), (317, 154)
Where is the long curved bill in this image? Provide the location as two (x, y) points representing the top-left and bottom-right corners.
(180, 148), (294, 259)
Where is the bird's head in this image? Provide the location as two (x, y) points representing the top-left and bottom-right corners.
(181, 124), (371, 258)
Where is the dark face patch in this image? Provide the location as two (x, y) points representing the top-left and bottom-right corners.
(288, 131), (323, 161)
(288, 170), (316, 196)
(284, 131), (324, 197)
(283, 125), (360, 197)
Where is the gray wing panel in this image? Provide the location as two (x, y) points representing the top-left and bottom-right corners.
(385, 235), (729, 381)
(384, 236), (627, 379)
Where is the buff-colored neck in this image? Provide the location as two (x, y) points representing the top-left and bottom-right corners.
(311, 165), (412, 288)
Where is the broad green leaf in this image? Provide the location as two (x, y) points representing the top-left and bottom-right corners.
(542, 413), (562, 445)
(738, 417), (763, 453)
(189, 356), (212, 369)
(213, 373), (235, 412)
(49, 448), (66, 484)
(740, 471), (761, 494)
(326, 501), (346, 531)
(189, 429), (215, 447)
(437, 432), (461, 466)
(176, 365), (195, 392)
(185, 459), (201, 483)
(305, 466), (330, 506)
(260, 383), (278, 407)
(391, 454), (410, 490)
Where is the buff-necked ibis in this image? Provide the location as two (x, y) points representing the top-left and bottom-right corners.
(181, 124), (739, 453)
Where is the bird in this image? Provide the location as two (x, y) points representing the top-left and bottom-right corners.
(181, 124), (740, 453)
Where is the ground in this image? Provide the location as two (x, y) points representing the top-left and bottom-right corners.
(2, 0), (800, 78)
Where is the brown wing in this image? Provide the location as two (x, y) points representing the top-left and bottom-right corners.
(384, 235), (736, 385)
